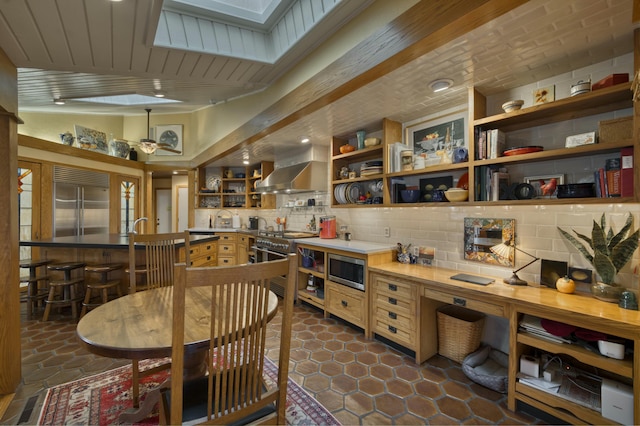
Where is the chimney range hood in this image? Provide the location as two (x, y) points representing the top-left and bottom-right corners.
(256, 161), (327, 193)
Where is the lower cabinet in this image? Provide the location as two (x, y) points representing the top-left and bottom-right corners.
(180, 239), (217, 266)
(217, 232), (237, 266)
(370, 275), (418, 349)
(237, 234), (253, 264)
(325, 281), (367, 329)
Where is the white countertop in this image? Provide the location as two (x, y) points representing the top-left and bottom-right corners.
(294, 237), (395, 254)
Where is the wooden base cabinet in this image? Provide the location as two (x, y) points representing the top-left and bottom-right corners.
(509, 307), (637, 425)
(217, 232), (237, 266)
(180, 240), (217, 266)
(325, 281), (367, 329)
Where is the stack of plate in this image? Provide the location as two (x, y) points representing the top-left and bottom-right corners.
(361, 160), (383, 177)
(334, 182), (363, 204)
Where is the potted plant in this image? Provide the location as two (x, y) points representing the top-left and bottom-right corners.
(557, 213), (639, 302)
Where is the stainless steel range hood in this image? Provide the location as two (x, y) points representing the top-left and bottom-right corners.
(257, 161), (327, 193)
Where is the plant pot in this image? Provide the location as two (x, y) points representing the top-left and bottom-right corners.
(590, 282), (625, 303)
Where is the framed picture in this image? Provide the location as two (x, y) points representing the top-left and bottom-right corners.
(463, 218), (515, 267)
(155, 124), (183, 156)
(532, 85), (555, 105)
(74, 125), (108, 154)
(406, 110), (467, 164)
(524, 174), (564, 198)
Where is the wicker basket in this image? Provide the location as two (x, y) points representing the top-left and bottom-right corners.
(437, 305), (486, 363)
(599, 116), (632, 143)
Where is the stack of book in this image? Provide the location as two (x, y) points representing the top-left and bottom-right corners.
(475, 129), (506, 160)
(474, 165), (509, 201)
(594, 148), (633, 198)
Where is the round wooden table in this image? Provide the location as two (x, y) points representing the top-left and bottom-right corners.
(76, 285), (279, 422)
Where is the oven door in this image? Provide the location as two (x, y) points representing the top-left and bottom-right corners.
(253, 245), (296, 300)
(253, 246), (287, 263)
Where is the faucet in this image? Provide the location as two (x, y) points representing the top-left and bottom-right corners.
(130, 217), (148, 234)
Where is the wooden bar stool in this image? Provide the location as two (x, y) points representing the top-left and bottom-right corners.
(44, 262), (86, 321)
(19, 258), (53, 318)
(81, 263), (123, 317)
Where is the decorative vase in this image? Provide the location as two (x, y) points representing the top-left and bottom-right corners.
(590, 282), (625, 303)
(356, 130), (366, 150)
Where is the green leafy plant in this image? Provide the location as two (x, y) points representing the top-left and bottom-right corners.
(557, 213), (639, 285)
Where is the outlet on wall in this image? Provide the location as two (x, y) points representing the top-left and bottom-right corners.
(384, 227), (390, 237)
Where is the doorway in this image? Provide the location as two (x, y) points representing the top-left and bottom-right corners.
(156, 189), (171, 233)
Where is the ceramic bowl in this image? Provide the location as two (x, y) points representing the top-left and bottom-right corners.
(400, 189), (420, 203)
(502, 99), (524, 113)
(364, 137), (381, 147)
(444, 188), (468, 202)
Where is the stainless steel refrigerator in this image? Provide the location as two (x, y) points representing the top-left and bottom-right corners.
(53, 166), (110, 237)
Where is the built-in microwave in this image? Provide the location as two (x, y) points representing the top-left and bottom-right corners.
(328, 253), (365, 291)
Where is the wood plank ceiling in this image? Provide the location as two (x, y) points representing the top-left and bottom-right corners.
(0, 0), (635, 167)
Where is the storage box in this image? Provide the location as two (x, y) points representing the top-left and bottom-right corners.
(565, 131), (596, 148)
(598, 116), (633, 143)
(592, 73), (629, 91)
(601, 378), (633, 425)
(437, 305), (485, 363)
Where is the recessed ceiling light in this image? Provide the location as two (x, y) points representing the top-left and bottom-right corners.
(243, 160), (250, 165)
(53, 98), (65, 105)
(300, 137), (310, 144)
(153, 90), (166, 98)
(429, 79), (453, 92)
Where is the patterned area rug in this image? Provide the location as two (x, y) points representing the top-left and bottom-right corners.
(37, 358), (339, 425)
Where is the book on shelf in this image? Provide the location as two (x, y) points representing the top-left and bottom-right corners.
(490, 171), (510, 201)
(488, 129), (506, 159)
(605, 157), (621, 197)
(620, 147), (634, 197)
(475, 129), (487, 160)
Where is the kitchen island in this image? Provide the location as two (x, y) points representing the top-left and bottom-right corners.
(20, 234), (220, 292)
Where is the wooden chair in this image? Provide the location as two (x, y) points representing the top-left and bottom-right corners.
(127, 231), (191, 408)
(159, 253), (296, 425)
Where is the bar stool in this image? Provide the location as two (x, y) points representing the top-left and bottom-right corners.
(44, 261), (86, 321)
(19, 258), (53, 318)
(81, 263), (123, 317)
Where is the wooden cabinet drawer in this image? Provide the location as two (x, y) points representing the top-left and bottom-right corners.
(374, 277), (415, 300)
(218, 243), (236, 255)
(325, 282), (366, 328)
(374, 305), (415, 331)
(190, 253), (217, 267)
(238, 235), (251, 244)
(423, 287), (505, 317)
(217, 233), (237, 242)
(372, 316), (414, 347)
(373, 291), (414, 317)
(218, 256), (236, 266)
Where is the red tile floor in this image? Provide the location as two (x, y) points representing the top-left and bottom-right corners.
(2, 299), (544, 425)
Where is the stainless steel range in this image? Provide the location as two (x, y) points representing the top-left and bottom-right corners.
(253, 230), (316, 298)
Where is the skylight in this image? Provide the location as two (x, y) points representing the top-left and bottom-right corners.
(71, 94), (181, 106)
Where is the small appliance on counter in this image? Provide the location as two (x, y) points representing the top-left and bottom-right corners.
(319, 215), (337, 239)
(249, 216), (259, 230)
(232, 214), (241, 229)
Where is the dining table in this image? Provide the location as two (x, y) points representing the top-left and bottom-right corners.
(76, 285), (279, 423)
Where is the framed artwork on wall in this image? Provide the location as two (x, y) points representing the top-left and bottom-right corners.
(463, 217), (515, 267)
(74, 125), (108, 154)
(155, 124), (183, 155)
(524, 174), (564, 198)
(406, 110), (467, 166)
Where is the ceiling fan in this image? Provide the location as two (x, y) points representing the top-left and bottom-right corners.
(132, 108), (181, 154)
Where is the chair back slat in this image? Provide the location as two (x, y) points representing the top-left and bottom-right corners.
(128, 231), (190, 293)
(167, 254), (296, 425)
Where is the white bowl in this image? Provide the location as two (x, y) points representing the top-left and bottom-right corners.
(502, 99), (524, 113)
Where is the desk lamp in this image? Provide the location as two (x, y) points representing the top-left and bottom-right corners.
(490, 240), (540, 286)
